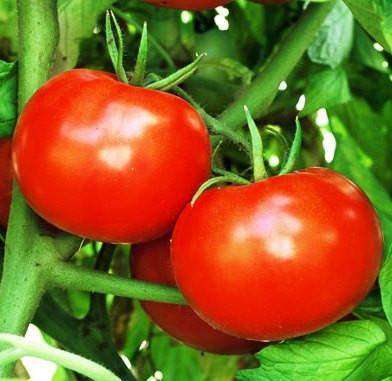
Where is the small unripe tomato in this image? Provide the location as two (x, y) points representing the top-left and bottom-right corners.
(0, 138), (12, 227)
(172, 168), (383, 341)
(132, 235), (265, 354)
(13, 69), (211, 244)
(143, 0), (232, 10)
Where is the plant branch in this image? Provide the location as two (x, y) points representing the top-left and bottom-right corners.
(219, 1), (337, 130)
(0, 0), (59, 376)
(47, 260), (186, 305)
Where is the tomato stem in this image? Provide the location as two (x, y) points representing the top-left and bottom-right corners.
(0, 0), (60, 376)
(47, 260), (187, 305)
(219, 1), (337, 130)
(191, 175), (251, 206)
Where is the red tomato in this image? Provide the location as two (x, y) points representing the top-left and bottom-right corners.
(143, 0), (232, 10)
(13, 69), (211, 244)
(0, 138), (12, 227)
(172, 168), (383, 341)
(132, 235), (264, 354)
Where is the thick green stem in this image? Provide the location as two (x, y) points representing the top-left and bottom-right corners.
(0, 0), (59, 376)
(48, 261), (187, 305)
(219, 1), (336, 130)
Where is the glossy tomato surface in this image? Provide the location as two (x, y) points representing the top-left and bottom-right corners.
(0, 139), (12, 227)
(143, 0), (231, 10)
(13, 69), (211, 243)
(172, 168), (383, 341)
(132, 235), (264, 354)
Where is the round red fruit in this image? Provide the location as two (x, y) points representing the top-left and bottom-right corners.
(13, 69), (211, 243)
(132, 235), (264, 354)
(172, 168), (383, 341)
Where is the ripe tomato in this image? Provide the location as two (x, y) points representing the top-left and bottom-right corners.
(0, 138), (12, 227)
(132, 235), (264, 354)
(13, 69), (211, 244)
(172, 168), (383, 341)
(143, 0), (231, 10)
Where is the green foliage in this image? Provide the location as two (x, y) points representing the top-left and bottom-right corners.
(238, 321), (388, 381)
(308, 0), (354, 68)
(0, 60), (16, 138)
(344, 0), (392, 54)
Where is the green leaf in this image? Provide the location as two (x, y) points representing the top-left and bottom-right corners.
(332, 98), (392, 188)
(0, 60), (17, 138)
(344, 0), (392, 54)
(237, 321), (386, 381)
(105, 10), (128, 83)
(279, 118), (303, 175)
(132, 22), (148, 86)
(308, 0), (354, 69)
(244, 106), (267, 181)
(53, 0), (117, 73)
(353, 26), (390, 74)
(330, 114), (392, 248)
(380, 246), (392, 325)
(301, 67), (351, 116)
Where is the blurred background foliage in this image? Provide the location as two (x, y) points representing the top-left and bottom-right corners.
(0, 0), (392, 380)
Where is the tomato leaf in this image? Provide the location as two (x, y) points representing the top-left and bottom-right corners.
(308, 0), (354, 69)
(353, 27), (391, 74)
(343, 0), (392, 54)
(237, 321), (386, 381)
(329, 114), (392, 248)
(380, 247), (392, 326)
(332, 98), (392, 188)
(0, 60), (17, 138)
(53, 0), (117, 73)
(301, 67), (351, 116)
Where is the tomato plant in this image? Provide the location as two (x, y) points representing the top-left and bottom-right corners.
(132, 235), (264, 354)
(0, 0), (391, 380)
(0, 139), (12, 227)
(172, 168), (382, 341)
(13, 69), (211, 244)
(143, 0), (232, 10)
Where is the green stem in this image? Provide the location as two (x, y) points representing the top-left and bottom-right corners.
(219, 1), (336, 130)
(0, 334), (121, 381)
(48, 261), (186, 305)
(0, 0), (59, 376)
(34, 294), (135, 381)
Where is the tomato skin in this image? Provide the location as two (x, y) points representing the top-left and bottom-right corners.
(13, 69), (211, 244)
(132, 235), (264, 354)
(172, 168), (383, 341)
(143, 0), (232, 10)
(0, 139), (12, 227)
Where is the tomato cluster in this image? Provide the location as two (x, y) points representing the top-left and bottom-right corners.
(9, 69), (382, 353)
